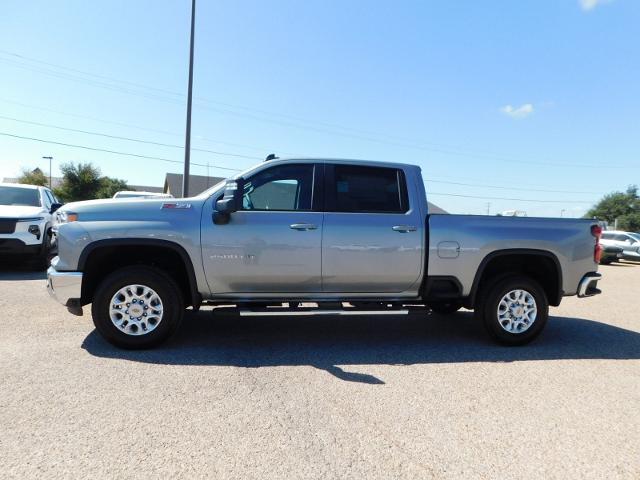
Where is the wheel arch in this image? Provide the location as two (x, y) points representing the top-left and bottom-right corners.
(78, 239), (201, 308)
(469, 249), (563, 307)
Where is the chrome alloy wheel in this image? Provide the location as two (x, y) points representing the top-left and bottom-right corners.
(109, 284), (163, 336)
(496, 289), (537, 334)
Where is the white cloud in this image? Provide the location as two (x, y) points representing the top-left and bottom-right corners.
(579, 0), (614, 11)
(500, 103), (534, 119)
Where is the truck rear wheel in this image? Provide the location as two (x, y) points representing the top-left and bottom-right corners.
(477, 275), (548, 346)
(91, 266), (184, 349)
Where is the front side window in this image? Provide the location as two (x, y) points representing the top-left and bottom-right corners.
(331, 165), (408, 213)
(0, 186), (41, 207)
(242, 164), (314, 211)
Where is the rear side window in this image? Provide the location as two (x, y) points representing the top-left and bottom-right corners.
(329, 165), (409, 213)
(601, 233), (613, 240)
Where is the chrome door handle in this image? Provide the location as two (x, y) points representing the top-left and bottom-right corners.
(392, 225), (417, 233)
(290, 223), (318, 231)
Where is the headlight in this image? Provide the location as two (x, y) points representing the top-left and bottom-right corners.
(56, 211), (79, 224)
(17, 217), (44, 222)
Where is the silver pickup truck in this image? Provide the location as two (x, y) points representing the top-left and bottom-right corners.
(47, 158), (603, 349)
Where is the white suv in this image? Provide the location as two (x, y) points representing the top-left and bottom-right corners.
(600, 230), (640, 262)
(0, 183), (61, 268)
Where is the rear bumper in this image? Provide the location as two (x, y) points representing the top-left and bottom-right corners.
(577, 272), (602, 298)
(47, 265), (83, 307)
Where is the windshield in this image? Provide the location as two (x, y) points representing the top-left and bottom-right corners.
(628, 233), (640, 242)
(0, 186), (41, 207)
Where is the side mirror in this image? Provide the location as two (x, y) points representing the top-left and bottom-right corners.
(50, 203), (63, 214)
(213, 179), (244, 225)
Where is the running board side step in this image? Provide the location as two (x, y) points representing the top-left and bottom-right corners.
(239, 309), (409, 317)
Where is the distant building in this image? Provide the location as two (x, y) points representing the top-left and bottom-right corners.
(428, 202), (448, 214)
(163, 173), (225, 198)
(500, 210), (527, 217)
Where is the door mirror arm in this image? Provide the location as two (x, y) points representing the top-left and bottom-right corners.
(50, 203), (63, 214)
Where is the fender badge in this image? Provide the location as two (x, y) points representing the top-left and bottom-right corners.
(162, 203), (192, 209)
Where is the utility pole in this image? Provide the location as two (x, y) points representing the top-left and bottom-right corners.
(560, 209), (566, 218)
(42, 156), (53, 187)
(486, 202), (491, 215)
(182, 0), (196, 198)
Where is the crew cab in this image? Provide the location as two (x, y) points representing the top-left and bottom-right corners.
(46, 158), (603, 348)
(0, 183), (61, 268)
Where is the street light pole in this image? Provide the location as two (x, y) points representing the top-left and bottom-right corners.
(42, 156), (53, 187)
(182, 0), (196, 198)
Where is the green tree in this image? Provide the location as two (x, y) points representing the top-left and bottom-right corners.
(585, 185), (640, 231)
(97, 177), (129, 199)
(18, 167), (48, 186)
(53, 162), (129, 202)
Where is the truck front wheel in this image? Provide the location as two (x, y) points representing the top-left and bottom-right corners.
(477, 275), (549, 346)
(91, 266), (184, 349)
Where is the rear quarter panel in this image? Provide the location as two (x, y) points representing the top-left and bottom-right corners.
(427, 214), (598, 296)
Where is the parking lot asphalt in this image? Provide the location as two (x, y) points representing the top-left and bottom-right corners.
(0, 263), (639, 479)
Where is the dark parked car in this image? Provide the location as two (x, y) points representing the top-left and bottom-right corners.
(600, 244), (623, 264)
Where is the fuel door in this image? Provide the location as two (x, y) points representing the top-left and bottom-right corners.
(437, 241), (460, 259)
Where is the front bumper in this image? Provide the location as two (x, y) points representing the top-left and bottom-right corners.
(47, 265), (83, 307)
(577, 272), (602, 298)
(0, 238), (42, 256)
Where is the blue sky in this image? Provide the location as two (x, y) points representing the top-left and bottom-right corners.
(1, 0), (638, 216)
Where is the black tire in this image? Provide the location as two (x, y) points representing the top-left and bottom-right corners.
(599, 258), (613, 265)
(32, 229), (52, 271)
(429, 301), (463, 315)
(91, 266), (184, 349)
(476, 275), (549, 346)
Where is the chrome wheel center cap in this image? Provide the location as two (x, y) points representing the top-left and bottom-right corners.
(130, 305), (144, 316)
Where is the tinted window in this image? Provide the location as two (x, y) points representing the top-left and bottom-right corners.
(601, 233), (614, 240)
(332, 165), (408, 213)
(0, 186), (41, 207)
(242, 164), (314, 211)
(42, 190), (52, 209)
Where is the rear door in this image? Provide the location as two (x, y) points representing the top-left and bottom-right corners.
(321, 164), (424, 294)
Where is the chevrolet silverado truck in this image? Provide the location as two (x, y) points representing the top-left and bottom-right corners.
(47, 158), (603, 349)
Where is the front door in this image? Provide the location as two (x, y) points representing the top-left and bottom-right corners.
(201, 162), (323, 295)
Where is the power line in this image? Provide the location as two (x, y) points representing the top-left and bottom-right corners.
(0, 131), (242, 172)
(0, 97), (303, 156)
(0, 115), (259, 160)
(0, 114), (610, 196)
(0, 130), (600, 204)
(424, 178), (600, 195)
(428, 192), (594, 204)
(2, 50), (635, 170)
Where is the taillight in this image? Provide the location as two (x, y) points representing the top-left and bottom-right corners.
(591, 225), (603, 263)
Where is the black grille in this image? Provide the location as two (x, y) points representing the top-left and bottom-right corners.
(0, 219), (17, 234)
